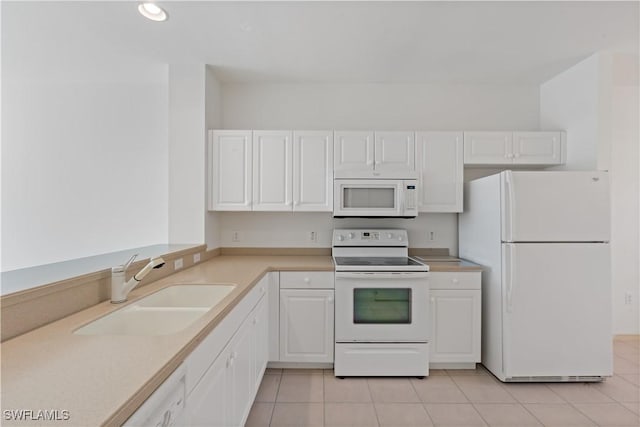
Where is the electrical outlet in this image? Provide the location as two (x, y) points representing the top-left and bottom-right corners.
(308, 231), (317, 242)
(174, 258), (183, 270)
(232, 231), (240, 242)
(427, 231), (436, 241)
(625, 292), (633, 305)
(193, 253), (201, 264)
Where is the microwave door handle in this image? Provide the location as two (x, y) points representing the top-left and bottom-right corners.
(398, 183), (404, 215)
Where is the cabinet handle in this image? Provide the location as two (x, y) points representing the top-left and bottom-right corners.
(303, 277), (311, 283)
(328, 296), (334, 303)
(452, 278), (459, 284)
(430, 297), (435, 303)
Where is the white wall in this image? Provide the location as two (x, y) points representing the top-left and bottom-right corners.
(540, 54), (603, 170)
(168, 65), (208, 245)
(540, 53), (640, 334)
(609, 54), (639, 334)
(205, 67), (223, 250)
(2, 64), (169, 271)
(222, 83), (540, 130)
(212, 82), (539, 252)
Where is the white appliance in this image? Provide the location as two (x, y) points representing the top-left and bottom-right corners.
(333, 179), (418, 217)
(333, 229), (430, 377)
(459, 170), (611, 382)
(123, 364), (186, 426)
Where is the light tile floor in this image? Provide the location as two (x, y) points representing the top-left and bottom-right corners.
(247, 336), (640, 426)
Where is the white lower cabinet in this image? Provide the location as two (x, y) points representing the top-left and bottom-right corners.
(188, 344), (231, 427)
(185, 278), (268, 427)
(429, 272), (481, 368)
(279, 272), (334, 364)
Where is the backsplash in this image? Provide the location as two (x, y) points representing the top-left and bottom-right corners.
(216, 212), (458, 255)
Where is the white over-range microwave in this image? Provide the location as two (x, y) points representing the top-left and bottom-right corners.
(333, 179), (418, 218)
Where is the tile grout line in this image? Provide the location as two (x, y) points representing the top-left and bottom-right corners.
(268, 371), (282, 427)
(366, 378), (382, 427)
(408, 376), (436, 426)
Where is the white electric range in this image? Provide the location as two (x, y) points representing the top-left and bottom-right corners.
(332, 229), (431, 377)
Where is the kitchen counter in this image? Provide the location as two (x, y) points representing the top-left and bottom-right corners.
(0, 255), (333, 427)
(416, 256), (484, 272)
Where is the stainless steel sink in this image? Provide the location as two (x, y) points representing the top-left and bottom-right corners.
(74, 284), (236, 336)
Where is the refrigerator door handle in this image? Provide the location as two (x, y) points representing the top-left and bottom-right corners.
(506, 244), (514, 313)
(505, 170), (515, 242)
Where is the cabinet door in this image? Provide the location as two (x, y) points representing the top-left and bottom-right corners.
(463, 131), (513, 164)
(293, 131), (334, 211)
(253, 130), (293, 211)
(430, 289), (481, 364)
(416, 131), (463, 212)
(513, 131), (564, 165)
(252, 296), (269, 389)
(228, 314), (255, 427)
(268, 272), (280, 362)
(209, 130), (252, 211)
(374, 131), (415, 173)
(334, 131), (374, 172)
(280, 289), (334, 363)
(188, 349), (230, 427)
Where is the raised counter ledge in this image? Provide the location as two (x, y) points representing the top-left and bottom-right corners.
(1, 255), (333, 427)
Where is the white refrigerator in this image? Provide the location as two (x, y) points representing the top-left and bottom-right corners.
(459, 170), (611, 382)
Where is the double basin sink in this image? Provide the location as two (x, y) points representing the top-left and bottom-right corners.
(75, 284), (236, 336)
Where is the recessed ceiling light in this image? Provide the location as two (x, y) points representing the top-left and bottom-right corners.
(138, 2), (168, 22)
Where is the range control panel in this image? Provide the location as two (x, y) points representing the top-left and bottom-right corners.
(332, 229), (408, 247)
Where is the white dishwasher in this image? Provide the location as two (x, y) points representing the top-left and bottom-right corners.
(123, 364), (186, 427)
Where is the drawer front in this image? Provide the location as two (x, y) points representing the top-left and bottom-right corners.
(280, 271), (334, 289)
(429, 272), (480, 290)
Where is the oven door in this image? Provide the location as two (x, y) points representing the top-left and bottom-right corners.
(335, 272), (430, 342)
(333, 180), (404, 217)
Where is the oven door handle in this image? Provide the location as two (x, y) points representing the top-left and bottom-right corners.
(335, 272), (429, 280)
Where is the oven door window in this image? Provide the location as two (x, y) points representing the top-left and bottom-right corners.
(353, 288), (411, 324)
(343, 188), (396, 209)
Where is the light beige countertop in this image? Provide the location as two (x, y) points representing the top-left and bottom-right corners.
(416, 256), (484, 272)
(1, 255), (333, 427)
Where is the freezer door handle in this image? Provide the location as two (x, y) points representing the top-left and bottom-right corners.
(504, 170), (516, 242)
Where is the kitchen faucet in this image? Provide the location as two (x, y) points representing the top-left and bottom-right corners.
(111, 254), (165, 303)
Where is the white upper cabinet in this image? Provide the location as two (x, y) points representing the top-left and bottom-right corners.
(416, 131), (463, 213)
(252, 131), (293, 211)
(334, 131), (415, 175)
(209, 130), (252, 211)
(463, 131), (513, 164)
(293, 131), (334, 212)
(464, 131), (565, 166)
(334, 131), (374, 172)
(374, 131), (415, 173)
(512, 131), (565, 164)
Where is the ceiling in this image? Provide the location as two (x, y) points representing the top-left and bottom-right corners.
(3, 1), (639, 84)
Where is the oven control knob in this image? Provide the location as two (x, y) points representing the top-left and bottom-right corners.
(386, 233), (393, 239)
(337, 235), (344, 241)
(397, 235), (404, 241)
(348, 233), (355, 239)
